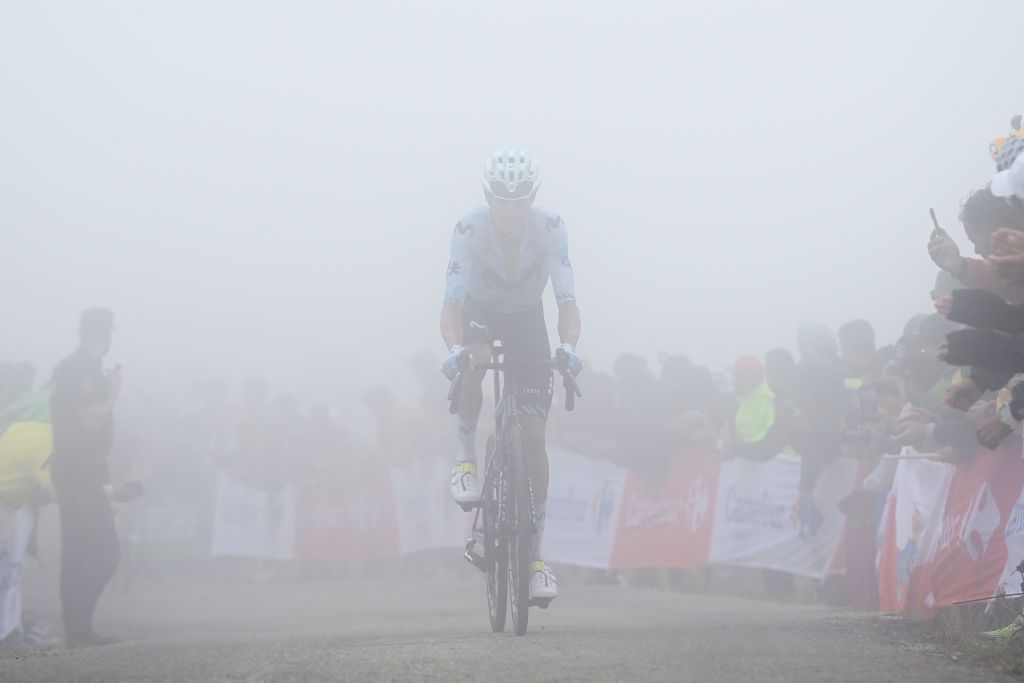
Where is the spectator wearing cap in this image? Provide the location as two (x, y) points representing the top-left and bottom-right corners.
(728, 349), (795, 463)
(49, 308), (122, 648)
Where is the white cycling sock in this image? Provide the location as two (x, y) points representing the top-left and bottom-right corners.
(531, 500), (547, 561)
(456, 416), (478, 464)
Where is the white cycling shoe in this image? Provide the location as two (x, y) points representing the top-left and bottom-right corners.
(529, 561), (558, 601)
(450, 462), (481, 505)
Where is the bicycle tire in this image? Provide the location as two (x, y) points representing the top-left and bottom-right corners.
(483, 438), (507, 633)
(507, 424), (533, 636)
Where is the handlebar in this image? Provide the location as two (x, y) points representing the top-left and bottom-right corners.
(447, 349), (582, 414)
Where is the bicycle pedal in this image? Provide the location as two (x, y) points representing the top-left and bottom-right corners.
(463, 549), (487, 573)
(458, 501), (482, 512)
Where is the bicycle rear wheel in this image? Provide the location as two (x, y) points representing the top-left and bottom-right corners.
(507, 425), (533, 636)
(483, 438), (507, 633)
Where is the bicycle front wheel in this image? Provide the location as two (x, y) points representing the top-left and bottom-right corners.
(507, 424), (533, 636)
(483, 438), (507, 633)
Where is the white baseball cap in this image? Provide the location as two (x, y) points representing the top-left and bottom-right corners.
(992, 152), (1024, 199)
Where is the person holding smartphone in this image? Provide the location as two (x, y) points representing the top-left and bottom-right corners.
(927, 188), (1024, 303)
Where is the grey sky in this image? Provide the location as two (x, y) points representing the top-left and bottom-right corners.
(1, 0), (1018, 405)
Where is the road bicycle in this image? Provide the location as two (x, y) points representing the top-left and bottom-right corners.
(449, 340), (579, 636)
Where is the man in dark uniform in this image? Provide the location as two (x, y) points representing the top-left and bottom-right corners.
(49, 308), (122, 647)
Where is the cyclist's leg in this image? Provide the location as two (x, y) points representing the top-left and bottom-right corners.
(521, 415), (549, 560)
(455, 342), (491, 463)
(450, 299), (492, 503)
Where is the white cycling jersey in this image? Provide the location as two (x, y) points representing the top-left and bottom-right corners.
(443, 206), (576, 314)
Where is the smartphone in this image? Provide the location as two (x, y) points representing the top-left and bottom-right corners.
(929, 208), (943, 238)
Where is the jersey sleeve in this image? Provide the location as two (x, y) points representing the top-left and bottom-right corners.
(442, 220), (473, 306)
(546, 215), (576, 304)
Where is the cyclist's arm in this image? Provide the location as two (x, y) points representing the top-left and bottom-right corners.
(441, 303), (464, 350)
(558, 300), (581, 347)
(547, 215), (580, 346)
(440, 221), (472, 350)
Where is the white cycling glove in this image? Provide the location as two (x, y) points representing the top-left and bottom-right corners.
(441, 345), (466, 381)
(559, 342), (584, 377)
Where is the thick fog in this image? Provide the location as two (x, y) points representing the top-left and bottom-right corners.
(2, 1), (1018, 408)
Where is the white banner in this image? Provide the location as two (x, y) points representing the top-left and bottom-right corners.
(391, 457), (471, 555)
(0, 506), (33, 641)
(210, 472), (295, 561)
(876, 454), (955, 610)
(544, 448), (627, 569)
(708, 454), (857, 579)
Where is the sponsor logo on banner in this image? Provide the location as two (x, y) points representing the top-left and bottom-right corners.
(610, 451), (719, 569)
(708, 455), (857, 580)
(898, 442), (1024, 616)
(723, 486), (788, 530)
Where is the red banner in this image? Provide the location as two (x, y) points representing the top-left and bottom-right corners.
(609, 449), (719, 569)
(295, 476), (399, 562)
(905, 438), (1024, 616)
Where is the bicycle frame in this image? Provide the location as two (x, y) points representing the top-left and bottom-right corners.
(454, 338), (580, 632)
(466, 341), (536, 554)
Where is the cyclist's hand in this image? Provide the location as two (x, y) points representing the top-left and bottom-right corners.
(441, 345), (466, 381)
(558, 343), (584, 377)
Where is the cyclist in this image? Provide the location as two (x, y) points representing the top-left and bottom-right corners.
(440, 148), (582, 602)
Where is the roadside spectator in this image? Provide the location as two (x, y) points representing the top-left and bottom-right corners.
(49, 308), (123, 648)
(609, 354), (663, 471)
(0, 364), (56, 649)
(730, 356), (774, 444)
(838, 319), (876, 385)
(927, 187), (1024, 303)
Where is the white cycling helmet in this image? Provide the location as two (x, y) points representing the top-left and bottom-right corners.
(482, 148), (539, 201)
